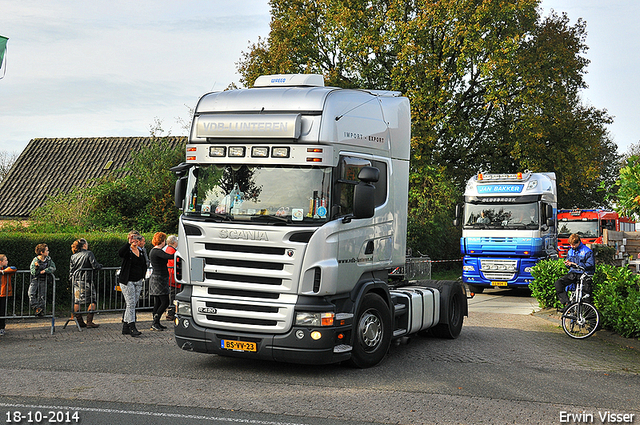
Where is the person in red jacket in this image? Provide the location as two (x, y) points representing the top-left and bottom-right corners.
(1, 254), (18, 336)
(165, 235), (178, 321)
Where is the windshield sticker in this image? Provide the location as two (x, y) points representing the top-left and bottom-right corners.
(276, 207), (290, 217)
(292, 208), (304, 221)
(316, 206), (327, 218)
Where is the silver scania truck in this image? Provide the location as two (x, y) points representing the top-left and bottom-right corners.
(171, 74), (467, 368)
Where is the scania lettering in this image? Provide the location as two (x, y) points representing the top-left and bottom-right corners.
(219, 229), (269, 241)
(455, 172), (557, 293)
(171, 73), (468, 368)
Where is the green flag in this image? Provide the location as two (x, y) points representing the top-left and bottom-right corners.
(0, 35), (8, 71)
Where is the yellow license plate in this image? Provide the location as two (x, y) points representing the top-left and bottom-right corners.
(491, 281), (508, 286)
(221, 339), (257, 352)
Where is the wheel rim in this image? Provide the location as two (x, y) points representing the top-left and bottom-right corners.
(562, 303), (599, 339)
(358, 310), (382, 351)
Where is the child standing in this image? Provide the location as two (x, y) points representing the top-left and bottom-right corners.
(29, 243), (56, 317)
(0, 254), (18, 335)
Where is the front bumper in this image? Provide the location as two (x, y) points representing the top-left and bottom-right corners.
(174, 316), (353, 365)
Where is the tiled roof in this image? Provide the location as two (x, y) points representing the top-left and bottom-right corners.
(0, 136), (186, 218)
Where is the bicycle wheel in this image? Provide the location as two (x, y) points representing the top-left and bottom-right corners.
(561, 302), (600, 339)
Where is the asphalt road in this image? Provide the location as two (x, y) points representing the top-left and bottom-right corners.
(0, 290), (638, 425)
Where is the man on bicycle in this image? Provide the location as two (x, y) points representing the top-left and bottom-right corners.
(555, 233), (595, 309)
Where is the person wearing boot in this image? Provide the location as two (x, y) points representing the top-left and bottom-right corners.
(69, 239), (103, 328)
(118, 231), (147, 337)
(29, 244), (56, 317)
(149, 232), (174, 331)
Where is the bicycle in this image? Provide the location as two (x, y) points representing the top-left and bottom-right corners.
(560, 265), (600, 339)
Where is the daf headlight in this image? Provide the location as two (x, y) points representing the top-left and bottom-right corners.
(463, 265), (475, 271)
(175, 300), (192, 317)
(295, 312), (334, 327)
(524, 267), (533, 274)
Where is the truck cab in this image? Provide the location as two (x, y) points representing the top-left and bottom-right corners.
(457, 172), (557, 293)
(171, 74), (466, 367)
(557, 209), (636, 257)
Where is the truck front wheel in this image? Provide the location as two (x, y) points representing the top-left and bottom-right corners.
(348, 293), (392, 368)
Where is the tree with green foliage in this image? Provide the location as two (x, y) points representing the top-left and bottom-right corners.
(407, 165), (460, 259)
(30, 137), (185, 233)
(237, 0), (619, 256)
(604, 155), (640, 220)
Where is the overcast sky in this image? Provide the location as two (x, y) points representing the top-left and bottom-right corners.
(1, 0), (638, 156)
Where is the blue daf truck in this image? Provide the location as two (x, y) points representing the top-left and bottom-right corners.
(456, 172), (557, 293)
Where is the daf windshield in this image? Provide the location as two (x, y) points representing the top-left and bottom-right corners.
(183, 165), (331, 224)
(464, 202), (539, 229)
(558, 221), (598, 238)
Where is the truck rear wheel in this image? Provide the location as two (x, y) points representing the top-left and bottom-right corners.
(431, 289), (464, 339)
(347, 293), (391, 368)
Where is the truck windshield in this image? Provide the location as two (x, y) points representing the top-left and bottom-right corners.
(464, 202), (539, 229)
(183, 165), (331, 224)
(558, 221), (598, 238)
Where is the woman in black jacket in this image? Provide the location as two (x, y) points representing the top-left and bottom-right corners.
(148, 232), (174, 331)
(118, 232), (147, 337)
(69, 238), (102, 328)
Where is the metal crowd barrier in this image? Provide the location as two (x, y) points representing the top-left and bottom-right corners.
(0, 270), (56, 335)
(405, 256), (433, 281)
(64, 266), (153, 331)
(389, 256), (433, 282)
(0, 267), (154, 334)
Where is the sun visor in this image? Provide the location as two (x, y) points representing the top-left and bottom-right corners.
(195, 114), (302, 139)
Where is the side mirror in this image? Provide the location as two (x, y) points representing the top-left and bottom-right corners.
(352, 166), (379, 219)
(171, 162), (191, 211)
(453, 204), (462, 226)
(546, 205), (554, 221)
(174, 176), (188, 210)
(358, 166), (379, 183)
(353, 183), (375, 219)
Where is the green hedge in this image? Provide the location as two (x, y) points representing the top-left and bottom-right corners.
(0, 232), (155, 307)
(594, 264), (640, 338)
(531, 259), (640, 338)
(529, 259), (568, 309)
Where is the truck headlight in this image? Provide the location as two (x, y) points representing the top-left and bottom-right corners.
(524, 267), (533, 274)
(463, 265), (475, 272)
(295, 312), (334, 327)
(175, 300), (192, 317)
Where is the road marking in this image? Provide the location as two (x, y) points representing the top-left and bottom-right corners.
(0, 402), (308, 425)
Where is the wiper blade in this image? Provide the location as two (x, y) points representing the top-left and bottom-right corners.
(251, 215), (290, 224)
(210, 213), (232, 221)
(469, 223), (488, 229)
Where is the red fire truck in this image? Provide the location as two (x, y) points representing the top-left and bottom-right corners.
(557, 209), (636, 257)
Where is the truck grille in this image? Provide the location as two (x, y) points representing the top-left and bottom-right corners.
(191, 237), (302, 333)
(205, 272), (282, 285)
(205, 242), (285, 256)
(480, 259), (518, 280)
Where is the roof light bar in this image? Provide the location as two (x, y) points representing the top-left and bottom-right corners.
(209, 146), (226, 157)
(251, 146), (269, 158)
(228, 147), (246, 157)
(271, 147), (290, 158)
